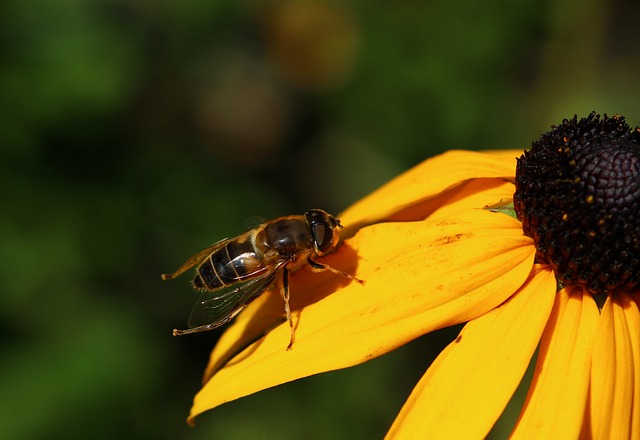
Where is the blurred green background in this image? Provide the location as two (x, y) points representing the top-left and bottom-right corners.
(1, 0), (638, 438)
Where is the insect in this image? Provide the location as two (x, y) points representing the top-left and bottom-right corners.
(161, 209), (363, 350)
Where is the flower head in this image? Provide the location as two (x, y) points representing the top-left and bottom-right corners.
(182, 113), (640, 439)
(514, 113), (640, 293)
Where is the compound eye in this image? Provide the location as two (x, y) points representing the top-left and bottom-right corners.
(312, 222), (334, 255)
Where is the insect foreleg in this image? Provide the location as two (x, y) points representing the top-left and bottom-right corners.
(306, 258), (365, 285)
(280, 266), (296, 350)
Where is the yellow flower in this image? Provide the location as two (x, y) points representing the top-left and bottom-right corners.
(184, 114), (640, 439)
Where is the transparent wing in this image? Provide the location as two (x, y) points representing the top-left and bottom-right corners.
(187, 265), (283, 329)
(161, 238), (232, 280)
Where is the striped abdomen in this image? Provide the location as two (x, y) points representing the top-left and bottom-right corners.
(193, 236), (267, 290)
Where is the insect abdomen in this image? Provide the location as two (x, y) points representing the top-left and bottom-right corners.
(193, 237), (265, 290)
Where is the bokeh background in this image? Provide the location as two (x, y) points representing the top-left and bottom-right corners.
(1, 0), (638, 438)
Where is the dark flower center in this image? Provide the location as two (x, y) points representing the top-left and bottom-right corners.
(514, 112), (640, 294)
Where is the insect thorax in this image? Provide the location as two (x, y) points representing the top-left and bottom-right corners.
(255, 217), (313, 255)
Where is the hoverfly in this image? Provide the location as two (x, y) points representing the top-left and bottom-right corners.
(162, 209), (363, 350)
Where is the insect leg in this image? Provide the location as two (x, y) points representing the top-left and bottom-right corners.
(307, 258), (365, 285)
(281, 266), (295, 350)
(174, 322), (228, 336)
(173, 324), (219, 336)
(173, 306), (245, 336)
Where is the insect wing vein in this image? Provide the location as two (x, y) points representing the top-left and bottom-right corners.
(162, 238), (232, 280)
(187, 268), (280, 329)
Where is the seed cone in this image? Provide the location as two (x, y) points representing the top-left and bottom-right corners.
(514, 112), (640, 293)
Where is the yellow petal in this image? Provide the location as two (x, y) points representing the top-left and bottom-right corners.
(583, 293), (640, 439)
(188, 208), (534, 424)
(385, 265), (556, 440)
(631, 293), (640, 440)
(511, 287), (599, 439)
(203, 180), (520, 377)
(340, 150), (520, 232)
(426, 179), (516, 222)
